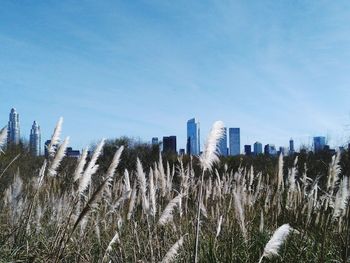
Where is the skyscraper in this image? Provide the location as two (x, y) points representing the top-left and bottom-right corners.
(218, 127), (227, 156)
(289, 138), (295, 155)
(29, 121), (41, 156)
(7, 108), (20, 145)
(264, 144), (277, 155)
(152, 137), (159, 145)
(254, 141), (263, 155)
(162, 136), (177, 154)
(186, 118), (200, 155)
(229, 128), (240, 156)
(313, 136), (326, 152)
(244, 145), (252, 155)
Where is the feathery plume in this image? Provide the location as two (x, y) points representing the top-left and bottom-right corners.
(233, 191), (247, 241)
(160, 234), (187, 263)
(127, 181), (137, 220)
(258, 224), (293, 263)
(73, 148), (88, 182)
(199, 121), (225, 171)
(216, 215), (223, 238)
(158, 194), (182, 226)
(124, 169), (131, 193)
(277, 153), (284, 192)
(106, 146), (124, 180)
(136, 158), (149, 213)
(47, 117), (63, 158)
(102, 229), (120, 262)
(78, 139), (105, 194)
(149, 168), (157, 217)
(37, 160), (47, 188)
(48, 137), (69, 177)
(0, 126), (7, 152)
(333, 176), (349, 219)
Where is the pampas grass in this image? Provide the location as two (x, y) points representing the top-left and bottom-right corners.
(258, 224), (293, 262)
(48, 137), (69, 177)
(158, 194), (182, 226)
(160, 234), (187, 263)
(0, 126), (7, 152)
(47, 117), (63, 158)
(78, 139), (105, 194)
(73, 148), (88, 182)
(199, 121), (225, 171)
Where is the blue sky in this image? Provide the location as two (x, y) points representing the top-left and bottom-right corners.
(1, 0), (350, 151)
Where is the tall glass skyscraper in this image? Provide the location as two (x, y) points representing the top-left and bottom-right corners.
(254, 141), (263, 155)
(313, 136), (326, 152)
(30, 121), (41, 156)
(229, 128), (240, 156)
(7, 108), (20, 145)
(186, 118), (200, 155)
(218, 127), (227, 156)
(289, 138), (295, 155)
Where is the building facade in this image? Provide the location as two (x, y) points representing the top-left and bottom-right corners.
(29, 121), (41, 156)
(313, 136), (326, 152)
(244, 145), (252, 155)
(289, 138), (295, 155)
(7, 108), (20, 145)
(229, 128), (240, 156)
(264, 144), (277, 155)
(218, 127), (228, 156)
(186, 118), (200, 155)
(254, 141), (263, 155)
(152, 137), (159, 145)
(163, 136), (177, 154)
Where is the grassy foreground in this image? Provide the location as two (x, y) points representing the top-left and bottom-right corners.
(0, 122), (349, 263)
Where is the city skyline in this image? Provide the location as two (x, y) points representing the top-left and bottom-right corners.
(1, 107), (346, 154)
(1, 1), (350, 152)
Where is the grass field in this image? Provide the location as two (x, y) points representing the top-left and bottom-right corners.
(0, 120), (349, 263)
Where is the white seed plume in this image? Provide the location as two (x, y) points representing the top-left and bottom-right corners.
(277, 153), (284, 192)
(127, 181), (137, 220)
(102, 229), (120, 262)
(160, 234), (187, 263)
(37, 160), (47, 188)
(136, 158), (149, 213)
(216, 215), (223, 238)
(258, 224), (293, 263)
(48, 137), (69, 177)
(78, 139), (105, 194)
(0, 126), (7, 152)
(106, 146), (124, 180)
(199, 121), (225, 171)
(124, 169), (131, 194)
(149, 168), (157, 217)
(233, 191), (247, 241)
(158, 194), (182, 226)
(333, 176), (349, 219)
(73, 148), (88, 182)
(47, 117), (63, 158)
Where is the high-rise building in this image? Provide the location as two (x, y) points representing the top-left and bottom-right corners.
(29, 121), (41, 156)
(278, 146), (288, 156)
(7, 108), (20, 145)
(264, 144), (277, 155)
(218, 127), (228, 156)
(163, 136), (177, 154)
(186, 118), (200, 155)
(152, 137), (159, 145)
(313, 136), (326, 152)
(229, 128), (240, 156)
(244, 145), (252, 155)
(66, 147), (80, 158)
(254, 141), (263, 155)
(289, 138), (295, 155)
